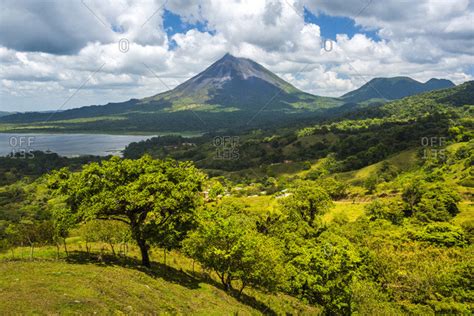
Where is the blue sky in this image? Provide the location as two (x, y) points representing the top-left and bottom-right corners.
(0, 0), (472, 112)
(303, 9), (380, 41)
(163, 9), (214, 49)
(163, 7), (381, 49)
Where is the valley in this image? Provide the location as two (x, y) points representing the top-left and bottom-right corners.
(1, 55), (473, 315)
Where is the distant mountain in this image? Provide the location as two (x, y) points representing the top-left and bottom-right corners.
(0, 111), (11, 117)
(0, 54), (341, 132)
(341, 77), (455, 103)
(341, 80), (473, 123)
(139, 53), (340, 112)
(378, 80), (473, 117)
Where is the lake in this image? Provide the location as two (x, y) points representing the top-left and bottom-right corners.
(0, 133), (157, 157)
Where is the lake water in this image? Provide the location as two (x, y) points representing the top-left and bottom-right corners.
(0, 133), (157, 157)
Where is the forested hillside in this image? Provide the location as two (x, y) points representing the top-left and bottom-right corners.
(340, 77), (455, 103)
(1, 80), (472, 314)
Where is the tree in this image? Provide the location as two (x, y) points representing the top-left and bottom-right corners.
(413, 222), (467, 247)
(288, 232), (361, 314)
(279, 180), (333, 228)
(413, 185), (461, 222)
(78, 220), (131, 256)
(315, 177), (348, 200)
(183, 202), (285, 294)
(49, 202), (76, 258)
(402, 180), (460, 222)
(365, 198), (405, 225)
(401, 179), (426, 215)
(13, 220), (54, 259)
(49, 156), (205, 267)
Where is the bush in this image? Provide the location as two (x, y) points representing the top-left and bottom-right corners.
(402, 180), (461, 222)
(287, 232), (361, 314)
(365, 199), (405, 225)
(413, 185), (461, 222)
(414, 223), (467, 247)
(315, 178), (348, 200)
(183, 203), (285, 294)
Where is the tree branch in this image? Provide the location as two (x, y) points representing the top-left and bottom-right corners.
(96, 216), (130, 225)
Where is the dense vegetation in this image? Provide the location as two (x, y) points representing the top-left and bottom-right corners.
(0, 82), (472, 314)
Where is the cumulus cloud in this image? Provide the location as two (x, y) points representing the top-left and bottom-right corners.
(0, 0), (472, 111)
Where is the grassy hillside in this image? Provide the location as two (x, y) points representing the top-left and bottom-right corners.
(0, 244), (319, 315)
(0, 80), (471, 315)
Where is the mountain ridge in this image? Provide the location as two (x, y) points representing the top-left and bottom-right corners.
(0, 54), (464, 132)
(341, 76), (455, 103)
(0, 54), (341, 130)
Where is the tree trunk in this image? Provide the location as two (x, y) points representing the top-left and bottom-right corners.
(218, 272), (232, 292)
(218, 272), (227, 290)
(239, 282), (247, 297)
(109, 243), (116, 256)
(137, 239), (150, 267)
(63, 239), (69, 257)
(163, 248), (166, 266)
(56, 243), (60, 259)
(30, 244), (34, 259)
(225, 274), (233, 292)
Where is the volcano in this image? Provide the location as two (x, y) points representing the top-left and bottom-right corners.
(138, 53), (338, 112)
(0, 54), (342, 132)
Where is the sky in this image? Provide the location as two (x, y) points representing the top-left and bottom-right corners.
(0, 0), (473, 112)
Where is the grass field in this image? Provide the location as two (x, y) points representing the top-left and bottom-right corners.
(0, 242), (320, 315)
(335, 149), (419, 185)
(322, 201), (368, 223)
(453, 200), (474, 225)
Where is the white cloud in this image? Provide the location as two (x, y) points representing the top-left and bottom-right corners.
(0, 0), (472, 111)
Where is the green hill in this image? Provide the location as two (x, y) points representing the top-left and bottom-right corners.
(341, 76), (455, 103)
(0, 248), (318, 315)
(376, 80), (473, 118)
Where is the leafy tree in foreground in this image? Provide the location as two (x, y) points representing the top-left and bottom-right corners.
(49, 155), (205, 267)
(288, 232), (361, 314)
(183, 202), (285, 294)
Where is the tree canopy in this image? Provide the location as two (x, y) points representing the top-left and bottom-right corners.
(48, 155), (206, 267)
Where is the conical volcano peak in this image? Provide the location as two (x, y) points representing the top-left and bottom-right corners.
(209, 53), (258, 79)
(221, 52), (237, 60)
(169, 53), (297, 96)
